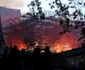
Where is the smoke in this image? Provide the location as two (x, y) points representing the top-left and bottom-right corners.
(0, 0), (24, 9)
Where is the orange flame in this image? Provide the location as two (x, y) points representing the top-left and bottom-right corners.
(51, 32), (79, 53)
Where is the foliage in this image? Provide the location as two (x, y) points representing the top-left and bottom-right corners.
(49, 0), (85, 20)
(27, 0), (85, 20)
(27, 0), (85, 42)
(48, 0), (85, 40)
(28, 0), (45, 19)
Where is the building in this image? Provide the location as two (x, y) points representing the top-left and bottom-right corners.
(0, 6), (21, 28)
(0, 14), (5, 54)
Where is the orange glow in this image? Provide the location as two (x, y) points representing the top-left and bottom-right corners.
(51, 44), (63, 53)
(11, 40), (24, 50)
(4, 32), (25, 50)
(51, 32), (79, 53)
(4, 31), (80, 52)
(3, 20), (81, 52)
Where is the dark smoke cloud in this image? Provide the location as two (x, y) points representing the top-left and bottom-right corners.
(0, 0), (24, 9)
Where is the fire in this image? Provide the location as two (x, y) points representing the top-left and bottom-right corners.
(16, 32), (80, 52)
(3, 18), (81, 52)
(51, 44), (63, 53)
(11, 40), (24, 50)
(51, 32), (80, 53)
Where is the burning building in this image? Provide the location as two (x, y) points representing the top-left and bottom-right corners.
(2, 15), (82, 52)
(0, 6), (83, 52)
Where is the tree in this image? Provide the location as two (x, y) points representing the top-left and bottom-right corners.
(28, 0), (45, 19)
(48, 0), (85, 36)
(49, 0), (85, 20)
(27, 0), (85, 45)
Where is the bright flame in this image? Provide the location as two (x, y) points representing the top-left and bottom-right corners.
(51, 32), (80, 53)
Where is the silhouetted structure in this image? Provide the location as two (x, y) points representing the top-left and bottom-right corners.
(9, 45), (21, 70)
(32, 47), (41, 70)
(41, 46), (52, 70)
(1, 49), (8, 70)
(0, 14), (5, 54)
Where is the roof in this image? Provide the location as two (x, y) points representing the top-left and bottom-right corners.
(57, 46), (85, 58)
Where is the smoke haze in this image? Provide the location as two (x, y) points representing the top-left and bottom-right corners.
(0, 0), (24, 9)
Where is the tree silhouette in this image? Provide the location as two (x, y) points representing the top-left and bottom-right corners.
(49, 0), (85, 20)
(27, 0), (45, 19)
(48, 0), (85, 36)
(26, 0), (85, 45)
(78, 27), (85, 42)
